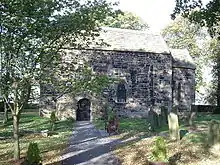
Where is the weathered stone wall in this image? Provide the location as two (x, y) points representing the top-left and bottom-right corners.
(40, 49), (195, 119)
(40, 91), (105, 120)
(56, 94), (77, 120)
(79, 49), (173, 117)
(172, 67), (195, 111)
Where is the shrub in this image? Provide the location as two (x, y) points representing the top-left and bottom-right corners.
(66, 117), (75, 122)
(152, 136), (167, 162)
(106, 107), (116, 121)
(50, 111), (57, 131)
(26, 142), (41, 165)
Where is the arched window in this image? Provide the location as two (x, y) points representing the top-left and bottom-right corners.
(177, 82), (181, 102)
(117, 83), (126, 103)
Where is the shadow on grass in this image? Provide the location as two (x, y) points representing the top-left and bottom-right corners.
(46, 128), (142, 165)
(0, 113), (75, 165)
(0, 131), (13, 139)
(55, 119), (74, 132)
(94, 117), (150, 135)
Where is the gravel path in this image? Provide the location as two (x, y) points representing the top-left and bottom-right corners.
(60, 121), (122, 165)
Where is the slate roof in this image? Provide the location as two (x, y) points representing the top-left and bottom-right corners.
(171, 49), (196, 69)
(64, 27), (195, 69)
(91, 27), (170, 54)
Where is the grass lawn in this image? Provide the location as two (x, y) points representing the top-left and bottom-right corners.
(94, 117), (150, 133)
(0, 111), (74, 165)
(94, 114), (220, 165)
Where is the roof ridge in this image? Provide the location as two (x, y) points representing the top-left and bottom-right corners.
(101, 27), (161, 35)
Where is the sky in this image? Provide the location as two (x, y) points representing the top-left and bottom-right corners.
(117, 0), (211, 33)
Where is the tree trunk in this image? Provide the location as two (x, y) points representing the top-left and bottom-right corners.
(217, 55), (220, 106)
(217, 67), (220, 106)
(13, 115), (20, 160)
(3, 101), (8, 124)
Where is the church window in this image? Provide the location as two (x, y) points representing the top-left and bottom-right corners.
(116, 83), (126, 102)
(130, 70), (137, 84)
(177, 82), (181, 102)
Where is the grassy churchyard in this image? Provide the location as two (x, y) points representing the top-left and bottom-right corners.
(1, 110), (220, 165)
(94, 114), (220, 165)
(0, 111), (74, 165)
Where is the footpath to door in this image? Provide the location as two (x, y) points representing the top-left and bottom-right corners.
(60, 121), (122, 165)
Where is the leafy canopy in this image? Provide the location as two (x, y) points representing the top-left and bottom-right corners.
(103, 11), (149, 30)
(172, 0), (220, 38)
(1, 0), (117, 111)
(162, 16), (209, 90)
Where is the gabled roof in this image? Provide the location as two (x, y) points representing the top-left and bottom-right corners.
(63, 27), (195, 69)
(171, 49), (196, 69)
(91, 27), (170, 54)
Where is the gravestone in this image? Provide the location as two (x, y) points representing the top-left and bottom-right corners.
(160, 106), (168, 126)
(148, 109), (159, 131)
(208, 120), (220, 145)
(208, 120), (220, 156)
(168, 112), (180, 141)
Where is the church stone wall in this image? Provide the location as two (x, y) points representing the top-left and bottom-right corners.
(40, 49), (195, 119)
(172, 67), (195, 111)
(80, 49), (173, 117)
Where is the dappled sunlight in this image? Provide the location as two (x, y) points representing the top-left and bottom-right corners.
(0, 112), (73, 165)
(49, 121), (145, 165)
(112, 114), (220, 165)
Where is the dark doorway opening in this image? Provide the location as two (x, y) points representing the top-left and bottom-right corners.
(76, 98), (91, 121)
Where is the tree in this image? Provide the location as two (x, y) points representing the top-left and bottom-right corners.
(205, 38), (220, 105)
(0, 54), (10, 123)
(162, 16), (209, 91)
(104, 11), (149, 30)
(172, 0), (220, 105)
(172, 0), (220, 38)
(1, 0), (116, 160)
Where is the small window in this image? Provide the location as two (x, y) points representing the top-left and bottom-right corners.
(172, 81), (176, 89)
(177, 82), (181, 102)
(130, 70), (137, 85)
(117, 83), (126, 102)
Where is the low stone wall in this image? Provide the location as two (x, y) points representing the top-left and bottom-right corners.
(192, 105), (220, 114)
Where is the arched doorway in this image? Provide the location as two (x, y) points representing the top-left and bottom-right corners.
(76, 98), (91, 121)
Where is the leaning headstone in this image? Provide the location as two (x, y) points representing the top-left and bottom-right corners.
(168, 112), (180, 141)
(208, 120), (220, 156)
(208, 120), (220, 145)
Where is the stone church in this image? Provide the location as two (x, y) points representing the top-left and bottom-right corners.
(40, 27), (195, 121)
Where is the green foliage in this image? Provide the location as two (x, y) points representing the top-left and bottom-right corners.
(172, 0), (220, 104)
(162, 16), (210, 90)
(106, 107), (116, 121)
(173, 0), (220, 38)
(26, 142), (41, 165)
(94, 117), (150, 136)
(1, 0), (117, 159)
(152, 137), (168, 162)
(50, 111), (57, 131)
(50, 111), (57, 123)
(205, 39), (220, 105)
(103, 11), (149, 30)
(0, 112), (74, 164)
